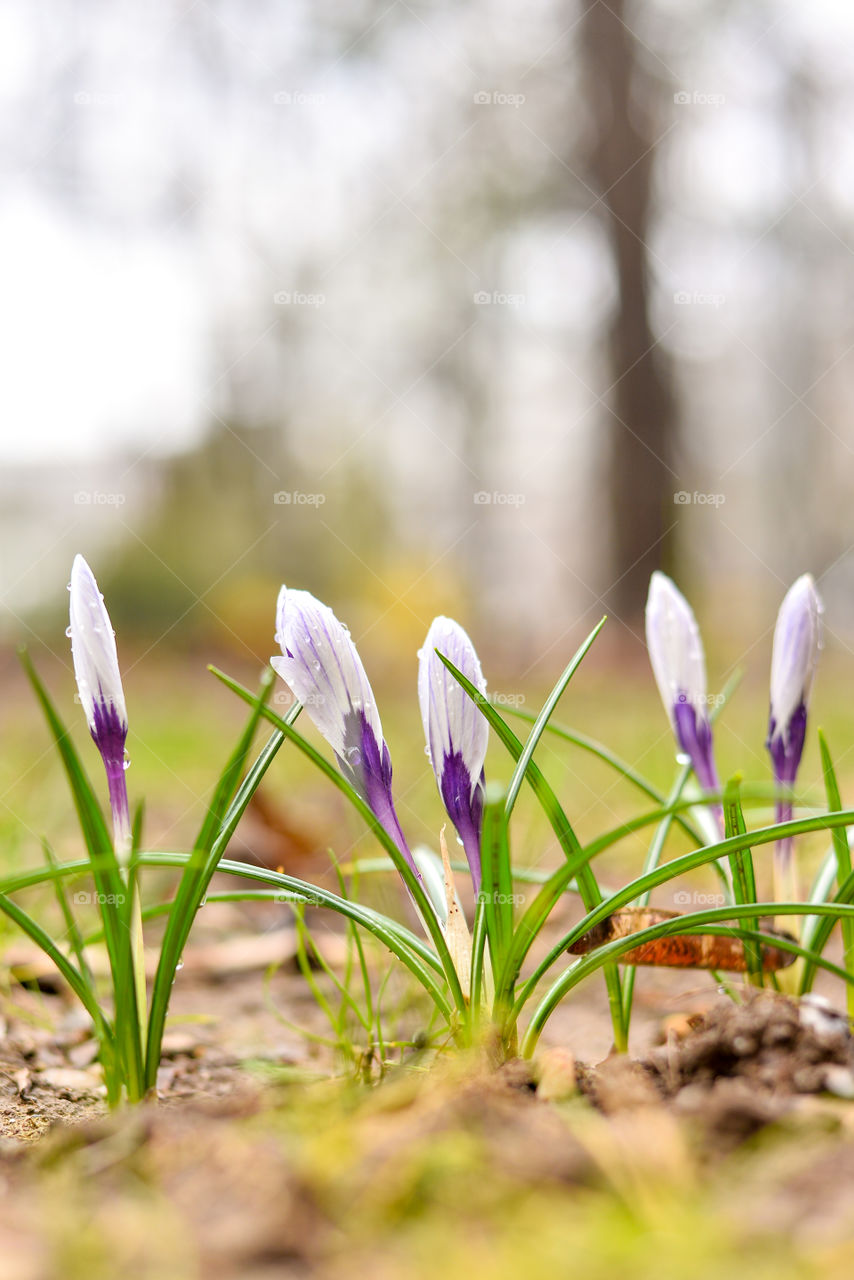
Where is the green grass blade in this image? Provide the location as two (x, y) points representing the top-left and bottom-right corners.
(210, 667), (467, 1019)
(510, 804), (854, 1016)
(436, 652), (626, 1048)
(723, 775), (762, 981)
(622, 759), (693, 1030)
(0, 893), (103, 1024)
(480, 785), (513, 1009)
(139, 854), (454, 1020)
(521, 901), (854, 1056)
(145, 678), (289, 1089)
(194, 666), (279, 853)
(20, 649), (141, 1098)
(503, 617), (606, 820)
(42, 838), (94, 990)
(814, 730), (854, 1013)
(500, 671), (739, 850)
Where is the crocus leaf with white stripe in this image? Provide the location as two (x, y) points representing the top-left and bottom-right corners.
(645, 571), (719, 797)
(69, 554), (131, 853)
(767, 573), (823, 790)
(418, 616), (488, 893)
(272, 587), (421, 882)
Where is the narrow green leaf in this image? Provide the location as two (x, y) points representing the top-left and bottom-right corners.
(140, 853), (455, 1020)
(521, 901), (854, 1056)
(802, 731), (854, 1010)
(724, 775), (762, 982)
(503, 617), (606, 820)
(437, 651), (625, 1050)
(146, 675), (287, 1088)
(210, 667), (467, 1018)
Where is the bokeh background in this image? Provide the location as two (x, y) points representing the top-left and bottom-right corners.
(3, 0), (854, 865)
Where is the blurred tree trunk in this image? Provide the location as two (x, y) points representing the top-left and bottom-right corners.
(581, 0), (677, 625)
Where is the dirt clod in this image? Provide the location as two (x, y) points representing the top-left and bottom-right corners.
(642, 992), (853, 1101)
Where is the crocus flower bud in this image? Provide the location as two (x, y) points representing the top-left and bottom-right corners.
(645, 571), (719, 795)
(767, 574), (823, 788)
(272, 587), (420, 881)
(418, 616), (488, 894)
(69, 554), (130, 849)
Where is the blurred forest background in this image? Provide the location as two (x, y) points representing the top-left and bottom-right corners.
(2, 0), (854, 691)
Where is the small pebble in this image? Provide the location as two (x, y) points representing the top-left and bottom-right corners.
(823, 1065), (854, 1100)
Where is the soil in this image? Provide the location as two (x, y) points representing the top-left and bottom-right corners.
(577, 990), (854, 1154)
(2, 935), (854, 1278)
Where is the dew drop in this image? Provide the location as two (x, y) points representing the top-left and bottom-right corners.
(65, 625), (73, 637)
(66, 582), (72, 591)
(675, 752), (691, 766)
(346, 747), (362, 768)
(176, 957), (184, 972)
(123, 748), (131, 771)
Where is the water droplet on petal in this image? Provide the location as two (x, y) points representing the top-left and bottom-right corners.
(675, 752), (691, 766)
(346, 747), (362, 768)
(65, 626), (73, 637)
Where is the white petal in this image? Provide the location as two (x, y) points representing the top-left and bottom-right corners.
(418, 615), (488, 785)
(272, 587), (383, 756)
(68, 554), (127, 733)
(645, 571), (707, 725)
(770, 573), (823, 733)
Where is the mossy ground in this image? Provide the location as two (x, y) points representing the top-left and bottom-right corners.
(2, 649), (854, 1277)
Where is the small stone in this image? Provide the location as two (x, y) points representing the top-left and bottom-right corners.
(161, 1031), (201, 1057)
(800, 996), (850, 1046)
(823, 1065), (854, 1099)
(38, 1067), (103, 1096)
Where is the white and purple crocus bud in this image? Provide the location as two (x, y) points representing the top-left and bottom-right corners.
(418, 617), (488, 895)
(69, 554), (130, 853)
(272, 587), (421, 883)
(645, 571), (720, 797)
(767, 574), (822, 797)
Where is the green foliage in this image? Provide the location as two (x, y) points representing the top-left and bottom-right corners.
(8, 619), (854, 1104)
